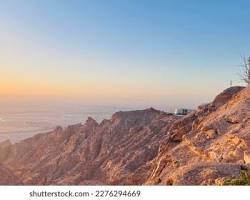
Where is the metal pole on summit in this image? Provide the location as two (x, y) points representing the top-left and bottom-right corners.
(240, 56), (250, 86)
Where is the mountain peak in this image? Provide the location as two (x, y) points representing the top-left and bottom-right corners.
(85, 117), (98, 127)
(212, 86), (245, 108)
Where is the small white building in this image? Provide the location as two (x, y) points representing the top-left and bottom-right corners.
(174, 108), (194, 115)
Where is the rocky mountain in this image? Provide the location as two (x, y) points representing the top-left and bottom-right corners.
(0, 108), (179, 184)
(147, 86), (250, 185)
(1, 86), (250, 185)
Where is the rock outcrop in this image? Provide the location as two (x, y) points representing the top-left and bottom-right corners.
(147, 86), (250, 185)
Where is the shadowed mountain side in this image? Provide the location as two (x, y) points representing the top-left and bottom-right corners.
(0, 108), (179, 185)
(0, 164), (22, 185)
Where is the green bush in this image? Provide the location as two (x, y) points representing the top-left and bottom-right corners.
(224, 170), (250, 185)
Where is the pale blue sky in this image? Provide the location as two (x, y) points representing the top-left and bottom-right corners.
(0, 0), (249, 109)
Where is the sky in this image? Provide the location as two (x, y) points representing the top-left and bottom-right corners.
(0, 0), (250, 109)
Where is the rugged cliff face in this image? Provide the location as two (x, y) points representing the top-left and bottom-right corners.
(0, 108), (179, 185)
(147, 86), (250, 185)
(1, 86), (250, 185)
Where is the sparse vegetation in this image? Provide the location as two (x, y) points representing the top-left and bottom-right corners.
(224, 170), (250, 185)
(240, 57), (250, 85)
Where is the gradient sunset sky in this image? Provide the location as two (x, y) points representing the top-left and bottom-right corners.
(1, 0), (250, 108)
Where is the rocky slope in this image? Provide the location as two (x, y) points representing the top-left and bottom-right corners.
(0, 164), (21, 185)
(0, 108), (179, 185)
(147, 86), (250, 185)
(1, 86), (250, 185)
